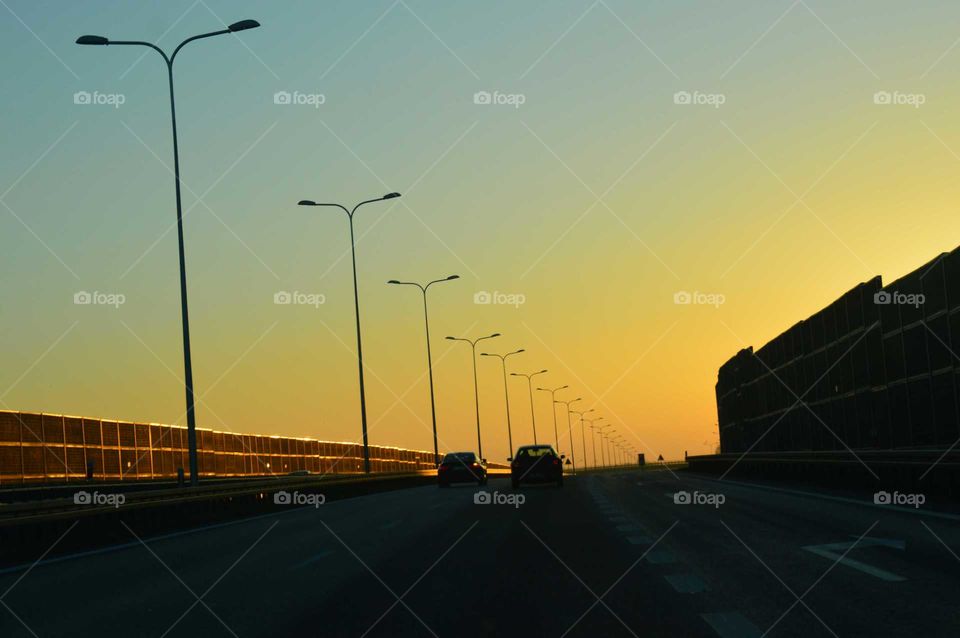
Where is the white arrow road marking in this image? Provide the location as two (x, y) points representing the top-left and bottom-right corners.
(802, 537), (906, 582)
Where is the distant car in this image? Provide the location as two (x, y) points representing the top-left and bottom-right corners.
(288, 469), (312, 476)
(509, 445), (564, 489)
(437, 452), (487, 487)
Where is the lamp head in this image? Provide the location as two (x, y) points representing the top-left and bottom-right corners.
(76, 35), (109, 45)
(228, 19), (261, 32)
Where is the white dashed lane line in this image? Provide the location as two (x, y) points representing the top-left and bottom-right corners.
(644, 549), (677, 565)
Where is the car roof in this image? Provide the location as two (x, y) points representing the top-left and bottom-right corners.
(517, 445), (553, 450)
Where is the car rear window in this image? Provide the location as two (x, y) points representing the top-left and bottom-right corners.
(443, 453), (476, 463)
(517, 447), (553, 458)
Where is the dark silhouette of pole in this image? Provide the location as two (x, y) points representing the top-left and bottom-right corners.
(536, 385), (568, 453)
(298, 193), (401, 473)
(554, 397), (581, 474)
(480, 349), (524, 457)
(77, 20), (260, 487)
(511, 369), (547, 444)
(596, 424), (613, 468)
(586, 417), (604, 468)
(570, 408), (593, 472)
(388, 276), (459, 465)
(446, 333), (500, 459)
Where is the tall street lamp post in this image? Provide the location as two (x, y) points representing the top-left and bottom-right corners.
(479, 349), (524, 457)
(446, 333), (500, 460)
(298, 193), (402, 473)
(511, 369), (547, 444)
(570, 408), (594, 472)
(77, 19), (261, 487)
(388, 275), (459, 465)
(535, 385), (568, 452)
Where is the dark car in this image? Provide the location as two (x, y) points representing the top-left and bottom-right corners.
(509, 445), (564, 489)
(437, 452), (487, 487)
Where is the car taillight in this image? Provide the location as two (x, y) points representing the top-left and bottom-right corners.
(439, 465), (449, 471)
(471, 463), (480, 468)
(552, 458), (560, 465)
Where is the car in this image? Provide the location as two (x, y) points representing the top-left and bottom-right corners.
(509, 445), (564, 489)
(437, 452), (487, 487)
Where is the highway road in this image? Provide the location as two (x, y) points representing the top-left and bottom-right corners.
(1, 468), (958, 637)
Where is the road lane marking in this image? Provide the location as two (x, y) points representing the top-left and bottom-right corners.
(664, 573), (709, 593)
(688, 474), (960, 522)
(381, 519), (403, 530)
(615, 523), (641, 533)
(701, 612), (761, 638)
(802, 537), (906, 582)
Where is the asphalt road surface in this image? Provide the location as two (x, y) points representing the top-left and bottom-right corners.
(1, 468), (959, 637)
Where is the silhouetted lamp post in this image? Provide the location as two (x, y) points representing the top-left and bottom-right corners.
(298, 192), (401, 473)
(446, 333), (500, 460)
(387, 275), (459, 465)
(570, 408), (594, 472)
(555, 397), (581, 474)
(77, 19), (261, 487)
(480, 349), (524, 457)
(536, 384), (568, 453)
(511, 369), (547, 445)
(586, 417), (604, 468)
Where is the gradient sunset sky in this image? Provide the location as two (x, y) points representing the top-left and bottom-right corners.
(3, 1), (960, 463)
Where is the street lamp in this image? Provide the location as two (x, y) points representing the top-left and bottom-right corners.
(446, 333), (500, 460)
(585, 417), (604, 468)
(480, 348), (524, 457)
(511, 369), (548, 444)
(77, 19), (261, 487)
(554, 397), (581, 474)
(596, 424), (613, 468)
(388, 275), (459, 465)
(299, 192), (402, 473)
(535, 385), (568, 452)
(570, 408), (594, 472)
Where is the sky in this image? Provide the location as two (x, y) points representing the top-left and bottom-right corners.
(3, 0), (960, 464)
